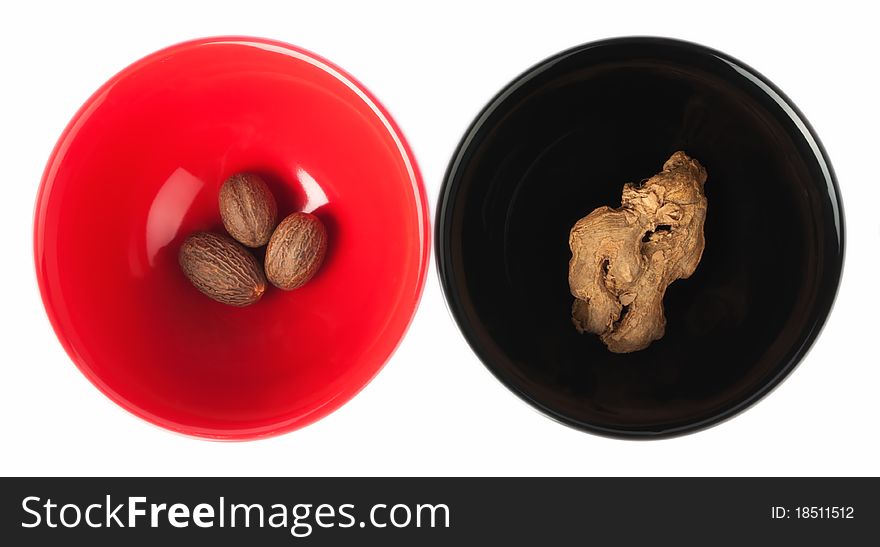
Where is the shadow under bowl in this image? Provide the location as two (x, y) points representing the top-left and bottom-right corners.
(437, 37), (844, 438)
(34, 37), (429, 439)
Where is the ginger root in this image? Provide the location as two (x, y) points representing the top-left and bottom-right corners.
(568, 151), (707, 353)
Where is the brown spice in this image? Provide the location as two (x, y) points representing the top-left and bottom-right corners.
(265, 212), (328, 290)
(179, 232), (267, 307)
(219, 173), (278, 248)
(568, 151), (708, 353)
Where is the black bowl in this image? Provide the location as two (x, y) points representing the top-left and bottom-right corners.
(436, 37), (844, 439)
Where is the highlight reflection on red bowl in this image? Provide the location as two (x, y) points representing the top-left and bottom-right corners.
(34, 37), (429, 439)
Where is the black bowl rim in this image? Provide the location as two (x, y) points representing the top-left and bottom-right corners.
(435, 36), (845, 440)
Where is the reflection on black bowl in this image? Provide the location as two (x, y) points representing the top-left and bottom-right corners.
(437, 37), (844, 438)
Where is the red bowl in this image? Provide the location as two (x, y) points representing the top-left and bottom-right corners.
(33, 37), (429, 439)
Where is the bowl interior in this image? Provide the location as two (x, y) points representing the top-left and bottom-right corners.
(438, 38), (843, 437)
(35, 38), (428, 438)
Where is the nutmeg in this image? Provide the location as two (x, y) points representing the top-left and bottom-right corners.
(179, 232), (267, 306)
(265, 212), (328, 290)
(219, 173), (278, 247)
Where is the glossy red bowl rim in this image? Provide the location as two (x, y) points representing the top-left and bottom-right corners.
(33, 36), (430, 440)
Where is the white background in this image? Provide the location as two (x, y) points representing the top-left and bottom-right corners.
(1, 0), (877, 476)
